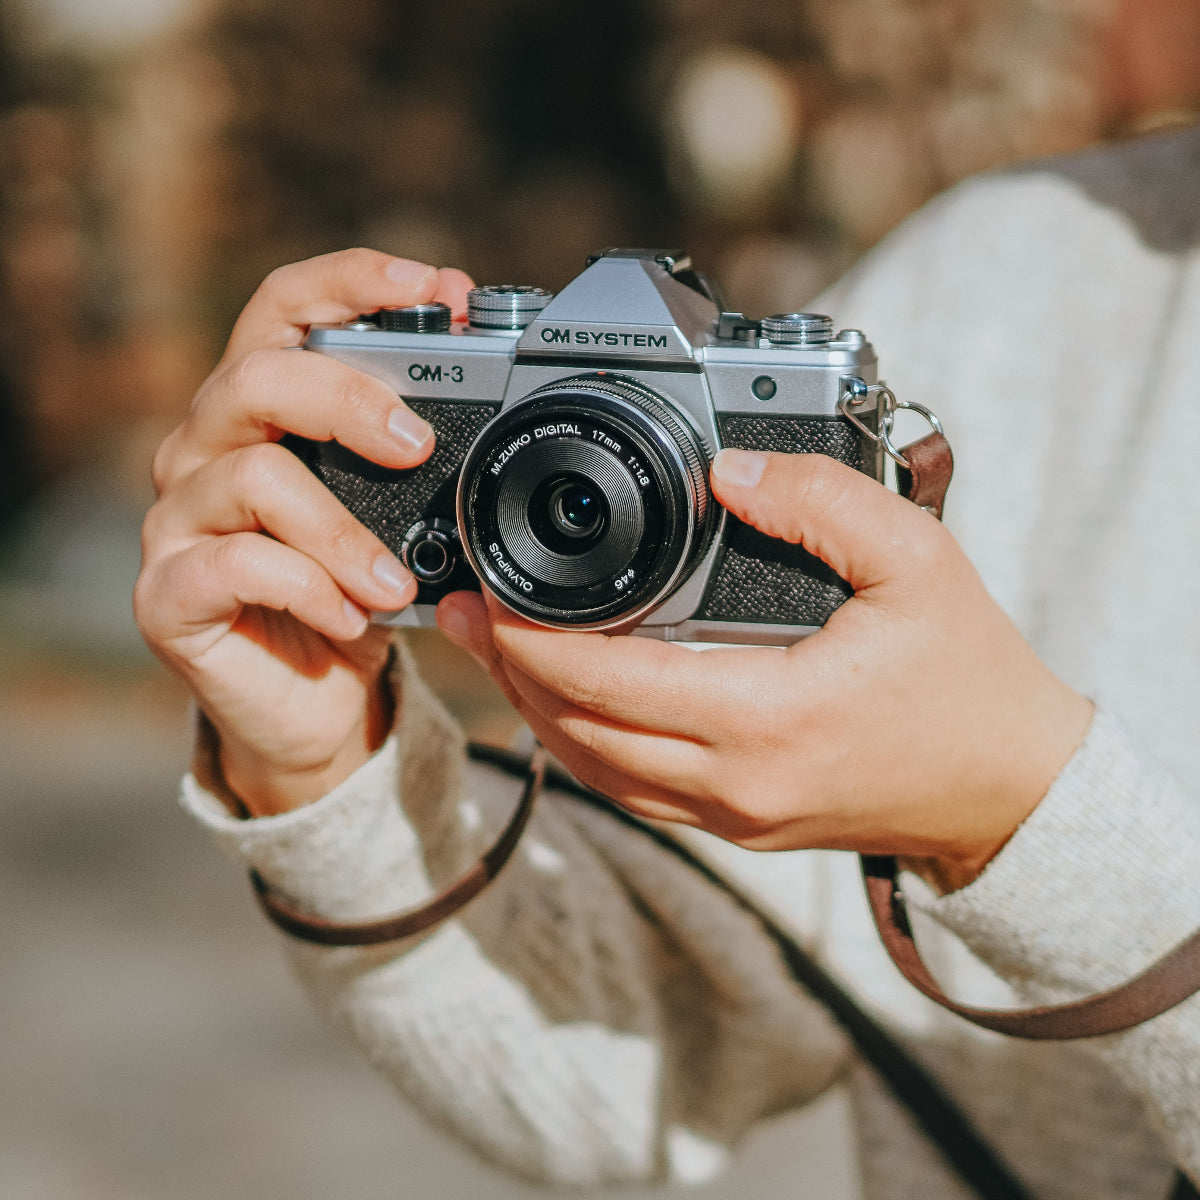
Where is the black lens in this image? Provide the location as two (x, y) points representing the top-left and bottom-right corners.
(525, 475), (609, 556)
(457, 375), (713, 629)
(553, 482), (601, 538)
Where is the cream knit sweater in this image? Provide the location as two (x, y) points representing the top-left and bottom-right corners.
(184, 126), (1200, 1198)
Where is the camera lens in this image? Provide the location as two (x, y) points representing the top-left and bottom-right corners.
(526, 475), (609, 555)
(552, 481), (602, 539)
(457, 374), (713, 629)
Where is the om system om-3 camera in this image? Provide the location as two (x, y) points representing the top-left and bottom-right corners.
(293, 249), (886, 646)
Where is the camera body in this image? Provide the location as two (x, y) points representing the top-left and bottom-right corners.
(295, 249), (883, 646)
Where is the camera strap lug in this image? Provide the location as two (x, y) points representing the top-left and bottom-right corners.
(840, 378), (954, 519)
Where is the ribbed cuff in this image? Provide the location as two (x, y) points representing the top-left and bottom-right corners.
(909, 708), (1200, 1001)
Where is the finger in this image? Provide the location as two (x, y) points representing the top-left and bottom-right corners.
(435, 267), (475, 318)
(221, 249), (442, 364)
(135, 532), (369, 654)
(436, 594), (703, 818)
(155, 347), (433, 492)
(482, 602), (780, 741)
(511, 703), (706, 829)
(710, 449), (945, 591)
(498, 654), (711, 792)
(143, 441), (416, 613)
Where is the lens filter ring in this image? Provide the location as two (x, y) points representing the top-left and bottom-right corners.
(457, 375), (713, 628)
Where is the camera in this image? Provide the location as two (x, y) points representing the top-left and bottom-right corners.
(292, 248), (884, 646)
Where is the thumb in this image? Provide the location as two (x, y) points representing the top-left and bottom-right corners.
(710, 448), (938, 591)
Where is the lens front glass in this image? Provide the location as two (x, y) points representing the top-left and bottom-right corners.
(528, 474), (609, 553)
(457, 375), (712, 628)
(552, 480), (603, 540)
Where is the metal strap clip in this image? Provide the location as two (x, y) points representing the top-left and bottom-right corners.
(839, 377), (944, 470)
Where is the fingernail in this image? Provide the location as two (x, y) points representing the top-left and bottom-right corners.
(343, 599), (370, 636)
(388, 406), (433, 452)
(437, 605), (470, 644)
(372, 552), (412, 594)
(713, 448), (767, 488)
(385, 258), (437, 289)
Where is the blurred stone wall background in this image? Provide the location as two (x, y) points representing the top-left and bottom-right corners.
(0, 1), (1196, 1198)
(2, 0), (1194, 541)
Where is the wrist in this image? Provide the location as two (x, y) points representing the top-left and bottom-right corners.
(914, 683), (1094, 895)
(215, 669), (395, 816)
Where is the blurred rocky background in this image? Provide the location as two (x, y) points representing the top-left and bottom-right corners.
(0, 0), (1196, 1197)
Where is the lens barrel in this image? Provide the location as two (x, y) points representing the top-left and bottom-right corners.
(457, 375), (713, 629)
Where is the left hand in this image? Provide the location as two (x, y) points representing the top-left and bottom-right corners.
(437, 448), (1093, 891)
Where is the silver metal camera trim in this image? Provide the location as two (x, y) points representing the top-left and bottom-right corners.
(304, 251), (882, 645)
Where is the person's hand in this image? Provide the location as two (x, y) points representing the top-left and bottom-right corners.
(436, 448), (1093, 891)
(135, 249), (473, 815)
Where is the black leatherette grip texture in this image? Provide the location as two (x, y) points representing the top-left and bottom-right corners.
(292, 399), (498, 555)
(696, 415), (866, 626)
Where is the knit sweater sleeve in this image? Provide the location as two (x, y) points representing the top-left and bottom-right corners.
(903, 708), (1200, 1183)
(179, 641), (850, 1187)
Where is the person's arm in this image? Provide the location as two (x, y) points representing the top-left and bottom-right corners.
(440, 449), (1197, 1184)
(137, 249), (851, 1186)
(181, 641), (851, 1186)
(904, 710), (1200, 1182)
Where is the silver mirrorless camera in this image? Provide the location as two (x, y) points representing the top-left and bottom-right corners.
(293, 248), (884, 645)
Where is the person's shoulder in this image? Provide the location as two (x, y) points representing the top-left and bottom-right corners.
(818, 124), (1200, 322)
(911, 124), (1200, 254)
(1001, 123), (1200, 255)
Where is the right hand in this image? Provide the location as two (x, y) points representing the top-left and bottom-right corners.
(134, 249), (473, 814)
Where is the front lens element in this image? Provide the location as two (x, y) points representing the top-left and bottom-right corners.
(552, 480), (602, 539)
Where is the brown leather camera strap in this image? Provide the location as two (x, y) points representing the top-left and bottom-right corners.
(895, 429), (954, 520)
(249, 744), (544, 945)
(862, 854), (1200, 1040)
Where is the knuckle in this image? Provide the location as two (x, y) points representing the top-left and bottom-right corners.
(324, 508), (371, 561)
(211, 531), (260, 580)
(139, 499), (168, 559)
(258, 261), (296, 305)
(331, 370), (378, 425)
(802, 453), (854, 510)
(903, 514), (954, 574)
(225, 347), (277, 402)
(559, 712), (602, 757)
(565, 660), (616, 712)
(130, 568), (159, 638)
(338, 246), (387, 278)
(229, 440), (287, 494)
(150, 435), (177, 496)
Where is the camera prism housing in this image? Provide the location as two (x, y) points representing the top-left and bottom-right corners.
(293, 249), (884, 646)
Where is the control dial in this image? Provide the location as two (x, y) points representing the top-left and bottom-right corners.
(467, 285), (553, 331)
(378, 302), (452, 333)
(760, 312), (834, 346)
